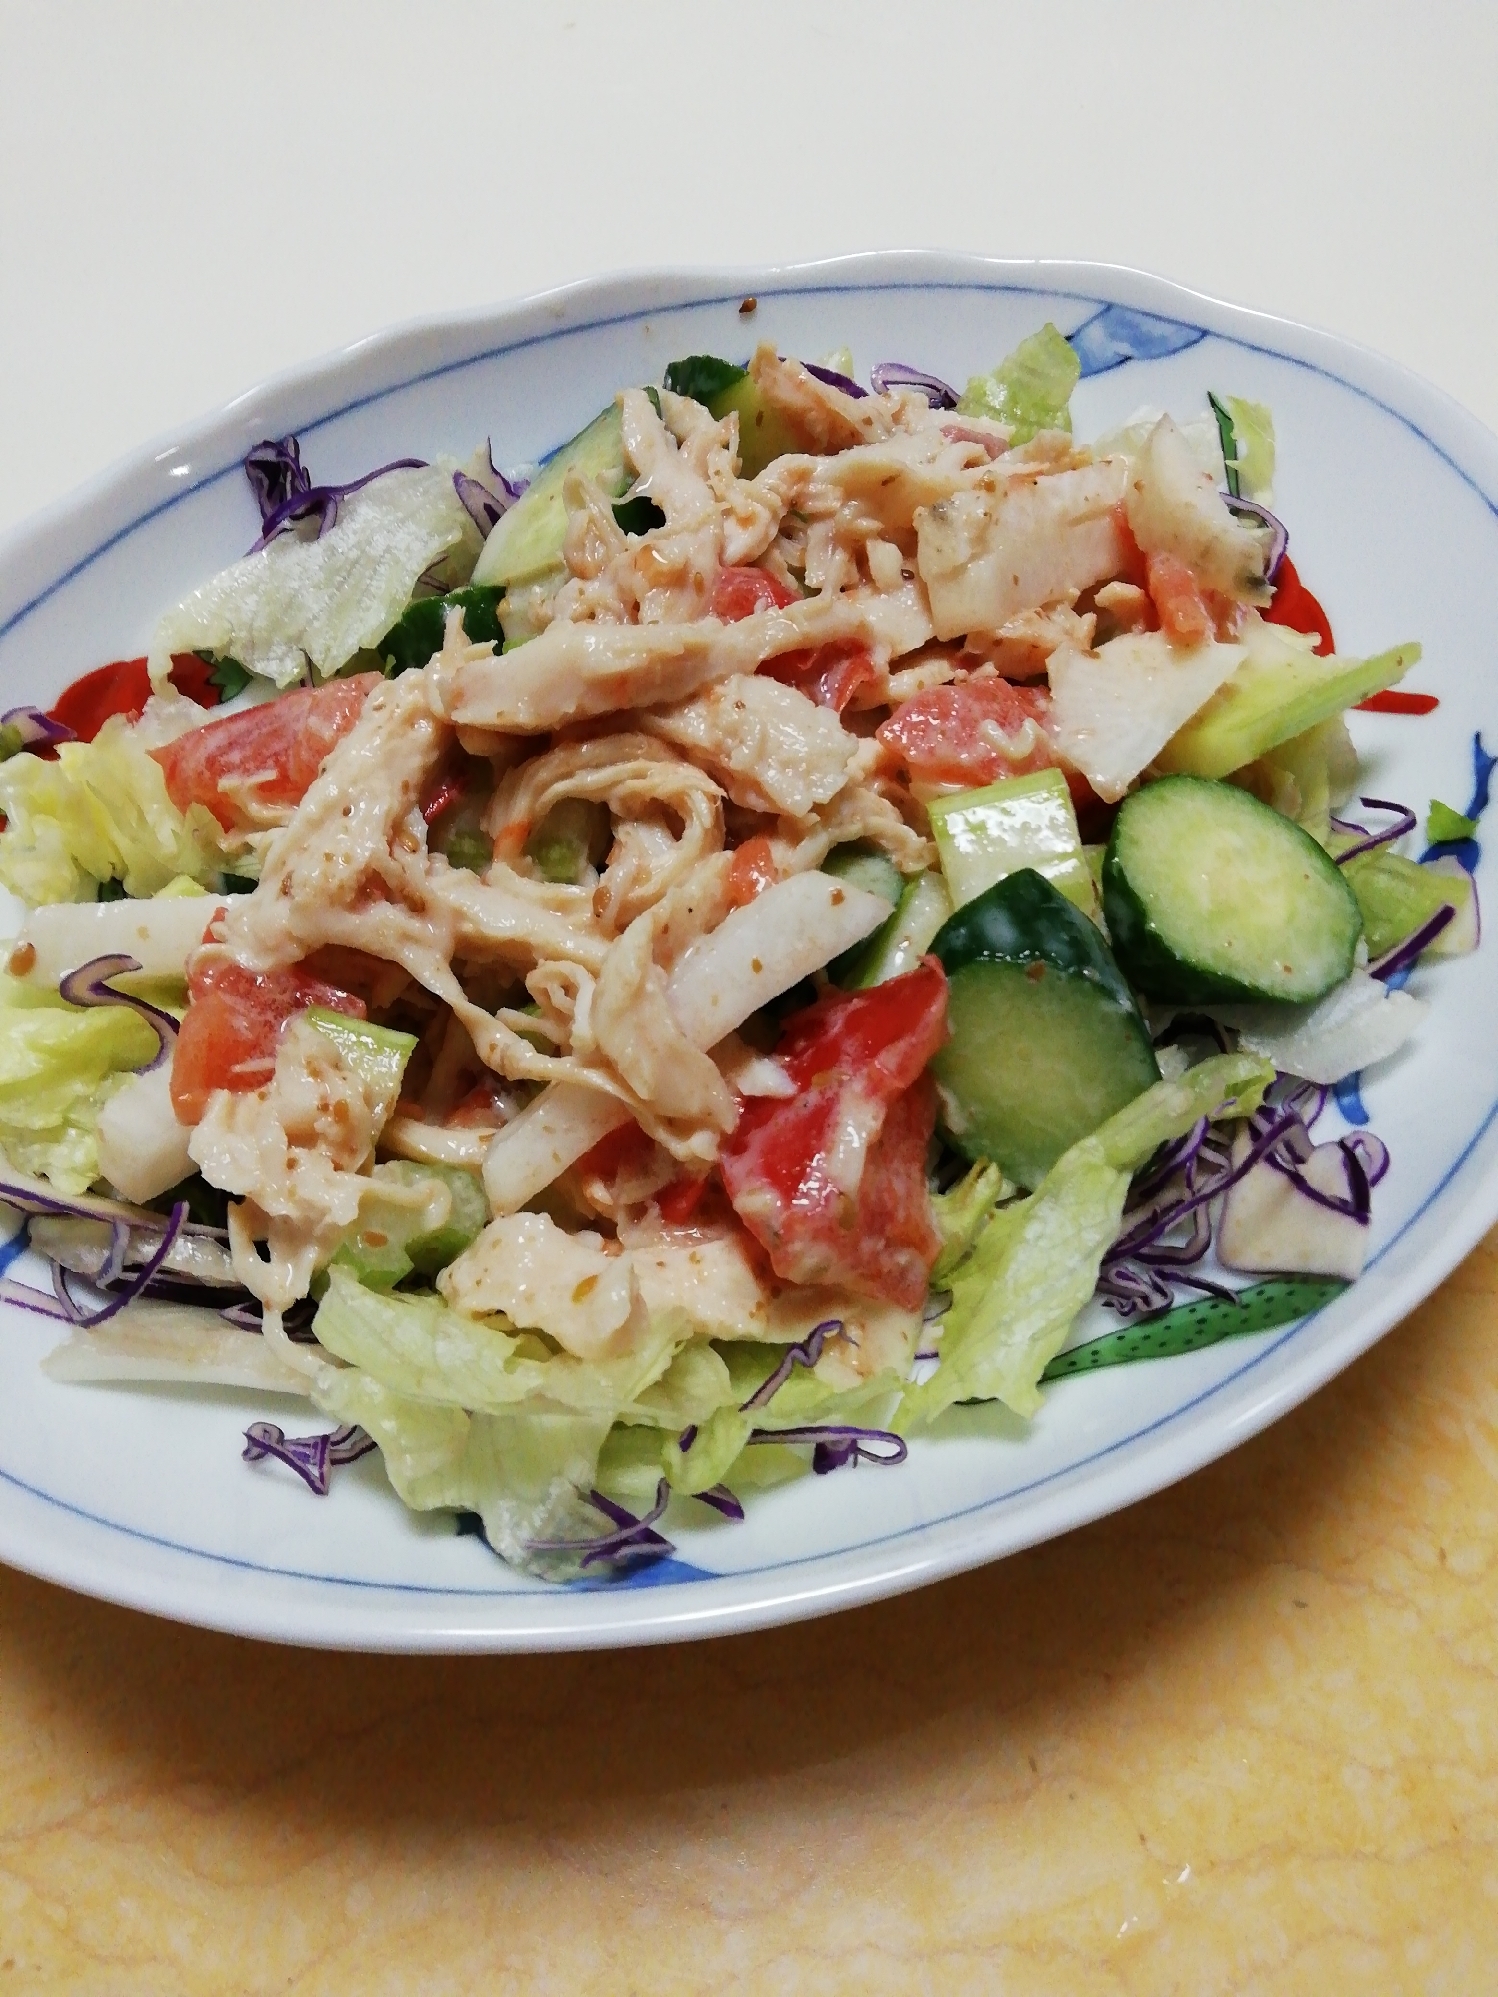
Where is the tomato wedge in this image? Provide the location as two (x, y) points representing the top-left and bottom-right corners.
(719, 961), (948, 1309)
(712, 566), (798, 620)
(151, 676), (377, 830)
(171, 954), (367, 1124)
(712, 565), (878, 713)
(877, 677), (1060, 789)
(1145, 551), (1215, 644)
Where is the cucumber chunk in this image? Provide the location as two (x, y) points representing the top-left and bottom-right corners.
(840, 870), (953, 989)
(472, 404), (629, 591)
(1103, 776), (1363, 1004)
(930, 868), (1159, 1189)
(325, 1161), (489, 1293)
(821, 842), (903, 907)
(663, 354), (806, 477)
(378, 585), (505, 675)
(929, 767), (1094, 914)
(823, 844), (904, 984)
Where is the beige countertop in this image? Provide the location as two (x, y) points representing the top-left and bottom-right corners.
(3, 1229), (1495, 1992)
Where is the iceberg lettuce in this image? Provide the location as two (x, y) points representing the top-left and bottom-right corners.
(0, 718), (225, 905)
(904, 1053), (1272, 1423)
(148, 466), (482, 690)
(958, 323), (1080, 443)
(0, 973), (160, 1193)
(311, 1361), (614, 1574)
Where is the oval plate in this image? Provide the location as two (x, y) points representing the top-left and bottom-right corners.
(1, 255), (1495, 1651)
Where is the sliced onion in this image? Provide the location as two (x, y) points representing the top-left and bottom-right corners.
(869, 362), (959, 408)
(57, 953), (178, 1071)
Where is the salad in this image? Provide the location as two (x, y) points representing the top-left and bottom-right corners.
(0, 323), (1482, 1580)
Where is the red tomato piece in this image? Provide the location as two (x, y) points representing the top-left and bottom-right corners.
(171, 958), (367, 1124)
(718, 960), (948, 1309)
(1263, 553), (1335, 656)
(150, 675), (377, 830)
(711, 566), (798, 621)
(576, 1119), (655, 1184)
(762, 639), (879, 713)
(876, 677), (1059, 789)
(726, 835), (779, 908)
(46, 653), (223, 745)
(655, 1174), (710, 1225)
(1145, 551), (1215, 644)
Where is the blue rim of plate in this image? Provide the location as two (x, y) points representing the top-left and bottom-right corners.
(1, 254), (1496, 1650)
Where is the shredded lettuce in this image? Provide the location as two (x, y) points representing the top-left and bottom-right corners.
(0, 719), (225, 905)
(1427, 798), (1478, 845)
(1341, 846), (1473, 958)
(311, 1361), (614, 1574)
(147, 466), (482, 690)
(931, 1161), (1010, 1283)
(1218, 394), (1276, 501)
(957, 323), (1080, 443)
(310, 1267), (687, 1418)
(904, 1053), (1273, 1423)
(0, 973), (160, 1193)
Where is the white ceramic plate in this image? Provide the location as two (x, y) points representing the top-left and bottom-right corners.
(1, 254), (1495, 1652)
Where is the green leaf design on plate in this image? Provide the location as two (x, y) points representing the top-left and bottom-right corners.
(1040, 1277), (1348, 1381)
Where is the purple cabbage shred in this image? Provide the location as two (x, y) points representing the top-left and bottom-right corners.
(1223, 494), (1289, 580)
(738, 1318), (840, 1411)
(747, 1424), (908, 1474)
(1097, 1074), (1391, 1320)
(452, 442), (525, 536)
(1369, 904), (1455, 980)
(58, 953), (179, 1072)
(2, 705), (74, 749)
(530, 1479), (675, 1570)
(1331, 797), (1418, 866)
(243, 435), (428, 553)
(802, 361), (867, 399)
(242, 1421), (376, 1497)
(869, 361), (959, 408)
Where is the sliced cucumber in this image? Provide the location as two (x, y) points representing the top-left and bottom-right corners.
(325, 1161), (489, 1292)
(472, 404), (629, 591)
(837, 870), (952, 989)
(930, 868), (1159, 1189)
(663, 354), (805, 477)
(928, 768), (1095, 915)
(304, 1008), (417, 1115)
(823, 844), (903, 984)
(1102, 776), (1362, 1004)
(821, 843), (903, 907)
(378, 585), (505, 675)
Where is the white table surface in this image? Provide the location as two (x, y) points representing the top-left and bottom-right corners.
(2, 0), (1496, 545)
